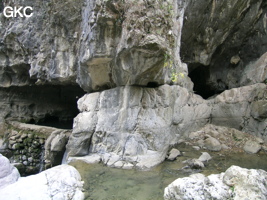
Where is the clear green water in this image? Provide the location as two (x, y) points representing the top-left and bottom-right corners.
(70, 145), (267, 200)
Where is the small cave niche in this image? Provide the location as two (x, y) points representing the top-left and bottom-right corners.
(188, 64), (216, 99)
(146, 82), (159, 88)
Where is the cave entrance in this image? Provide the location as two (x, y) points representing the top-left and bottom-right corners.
(188, 64), (216, 99)
(32, 115), (74, 129)
(27, 85), (86, 129)
(2, 85), (86, 129)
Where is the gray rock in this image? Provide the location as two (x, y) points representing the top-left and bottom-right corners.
(240, 52), (267, 87)
(192, 146), (201, 151)
(67, 85), (211, 169)
(0, 154), (20, 189)
(181, 0), (267, 93)
(210, 83), (267, 141)
(243, 140), (262, 154)
(0, 138), (7, 150)
(223, 166), (267, 200)
(250, 100), (267, 121)
(183, 159), (205, 169)
(164, 165), (267, 200)
(44, 129), (71, 168)
(164, 173), (230, 200)
(203, 137), (222, 152)
(198, 152), (212, 162)
(167, 148), (181, 161)
(0, 165), (84, 200)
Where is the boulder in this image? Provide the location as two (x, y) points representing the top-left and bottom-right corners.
(67, 83), (267, 169)
(223, 166), (267, 200)
(167, 148), (181, 161)
(198, 152), (212, 162)
(44, 129), (71, 168)
(0, 164), (84, 200)
(243, 140), (262, 154)
(183, 159), (205, 170)
(66, 85), (211, 169)
(0, 154), (20, 189)
(164, 173), (230, 200)
(164, 165), (267, 200)
(203, 137), (222, 152)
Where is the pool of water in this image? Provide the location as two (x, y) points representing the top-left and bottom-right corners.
(70, 145), (267, 200)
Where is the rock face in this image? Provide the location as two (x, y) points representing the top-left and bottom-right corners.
(0, 0), (85, 125)
(66, 83), (266, 169)
(66, 85), (210, 169)
(0, 154), (20, 189)
(0, 0), (83, 86)
(0, 0), (266, 170)
(0, 164), (84, 200)
(0, 85), (85, 127)
(182, 0), (267, 97)
(210, 83), (267, 140)
(78, 0), (179, 92)
(164, 165), (267, 200)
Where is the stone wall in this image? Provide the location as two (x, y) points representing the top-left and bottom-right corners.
(1, 121), (70, 175)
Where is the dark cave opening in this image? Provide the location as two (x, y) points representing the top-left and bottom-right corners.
(188, 64), (216, 99)
(1, 85), (86, 129)
(146, 82), (159, 88)
(32, 115), (74, 129)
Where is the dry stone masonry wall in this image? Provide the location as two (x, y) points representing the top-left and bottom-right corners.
(2, 121), (71, 175)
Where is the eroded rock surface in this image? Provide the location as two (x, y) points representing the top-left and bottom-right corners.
(182, 0), (267, 97)
(0, 0), (266, 171)
(0, 164), (84, 200)
(164, 165), (267, 200)
(66, 83), (267, 169)
(67, 85), (210, 169)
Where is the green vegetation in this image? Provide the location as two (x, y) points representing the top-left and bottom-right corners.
(164, 53), (184, 83)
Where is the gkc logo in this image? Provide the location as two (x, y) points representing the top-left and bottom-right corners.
(3, 6), (33, 18)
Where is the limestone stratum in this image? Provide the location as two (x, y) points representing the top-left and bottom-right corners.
(0, 0), (266, 200)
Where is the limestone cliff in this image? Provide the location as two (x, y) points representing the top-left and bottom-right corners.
(0, 0), (266, 169)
